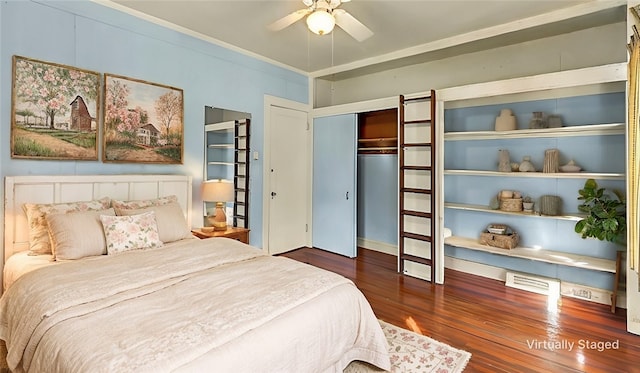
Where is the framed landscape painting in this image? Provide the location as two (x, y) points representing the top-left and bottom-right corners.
(103, 74), (184, 164)
(11, 55), (100, 160)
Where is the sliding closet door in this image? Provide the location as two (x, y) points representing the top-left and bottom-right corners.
(312, 114), (357, 258)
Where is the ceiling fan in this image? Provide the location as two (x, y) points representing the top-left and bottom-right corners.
(268, 0), (373, 42)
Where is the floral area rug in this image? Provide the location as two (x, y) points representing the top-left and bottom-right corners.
(345, 320), (471, 373)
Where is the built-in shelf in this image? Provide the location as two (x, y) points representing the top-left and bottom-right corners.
(444, 169), (625, 180)
(444, 123), (624, 141)
(358, 137), (398, 154)
(444, 202), (583, 221)
(444, 235), (615, 273)
(208, 143), (234, 149)
(207, 161), (234, 166)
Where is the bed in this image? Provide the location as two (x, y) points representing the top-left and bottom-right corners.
(0, 174), (390, 373)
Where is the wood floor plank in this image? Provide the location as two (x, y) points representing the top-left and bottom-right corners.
(280, 247), (640, 373)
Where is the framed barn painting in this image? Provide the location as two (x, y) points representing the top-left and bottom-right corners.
(103, 74), (184, 164)
(11, 55), (100, 160)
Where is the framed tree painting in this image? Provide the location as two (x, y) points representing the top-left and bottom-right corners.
(103, 74), (184, 164)
(11, 55), (101, 160)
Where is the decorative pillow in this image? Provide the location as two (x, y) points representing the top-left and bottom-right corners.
(23, 197), (111, 255)
(47, 208), (115, 260)
(114, 202), (191, 243)
(111, 195), (178, 210)
(100, 211), (163, 255)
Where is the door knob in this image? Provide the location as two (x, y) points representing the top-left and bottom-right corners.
(271, 191), (277, 197)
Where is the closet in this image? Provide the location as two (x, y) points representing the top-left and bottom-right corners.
(312, 98), (440, 284)
(312, 109), (398, 258)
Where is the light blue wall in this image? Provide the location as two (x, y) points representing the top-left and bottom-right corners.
(0, 1), (309, 247)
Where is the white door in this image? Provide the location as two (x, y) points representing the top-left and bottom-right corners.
(266, 104), (309, 255)
(312, 114), (357, 257)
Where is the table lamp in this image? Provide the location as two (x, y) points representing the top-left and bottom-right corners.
(202, 179), (234, 232)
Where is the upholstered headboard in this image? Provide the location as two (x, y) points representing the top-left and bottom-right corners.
(3, 174), (193, 264)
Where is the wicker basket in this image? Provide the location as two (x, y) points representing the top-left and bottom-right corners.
(479, 231), (519, 250)
(499, 197), (523, 212)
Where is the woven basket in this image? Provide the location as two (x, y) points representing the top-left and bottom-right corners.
(499, 197), (522, 212)
(479, 231), (519, 250)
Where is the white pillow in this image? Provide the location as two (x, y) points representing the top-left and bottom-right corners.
(115, 202), (191, 243)
(47, 209), (115, 260)
(100, 211), (163, 255)
(23, 197), (111, 255)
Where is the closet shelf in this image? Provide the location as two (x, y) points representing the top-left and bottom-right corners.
(444, 169), (625, 180)
(445, 235), (615, 273)
(358, 138), (398, 154)
(208, 143), (234, 148)
(444, 202), (583, 221)
(444, 123), (624, 141)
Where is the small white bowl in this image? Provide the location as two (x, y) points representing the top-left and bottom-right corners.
(559, 165), (581, 173)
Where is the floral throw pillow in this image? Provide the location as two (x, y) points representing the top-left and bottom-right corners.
(111, 195), (178, 210)
(100, 211), (163, 255)
(23, 197), (111, 255)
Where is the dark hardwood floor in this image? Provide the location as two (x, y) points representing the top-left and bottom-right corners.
(280, 247), (640, 373)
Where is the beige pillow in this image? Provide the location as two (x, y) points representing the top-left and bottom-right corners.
(100, 211), (163, 255)
(115, 202), (191, 243)
(111, 195), (178, 210)
(47, 209), (116, 260)
(23, 197), (111, 255)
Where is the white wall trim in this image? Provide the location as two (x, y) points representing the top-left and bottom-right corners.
(312, 97), (397, 118)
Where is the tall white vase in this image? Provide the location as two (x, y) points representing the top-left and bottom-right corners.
(498, 149), (511, 172)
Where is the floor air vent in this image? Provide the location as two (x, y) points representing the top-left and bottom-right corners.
(506, 272), (560, 296)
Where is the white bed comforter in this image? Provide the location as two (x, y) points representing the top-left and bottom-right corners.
(0, 238), (390, 373)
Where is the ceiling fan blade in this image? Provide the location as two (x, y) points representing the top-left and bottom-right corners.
(268, 9), (311, 31)
(333, 9), (373, 42)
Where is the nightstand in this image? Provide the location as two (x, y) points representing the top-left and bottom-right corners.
(192, 227), (250, 244)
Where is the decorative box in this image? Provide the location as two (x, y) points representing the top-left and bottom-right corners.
(499, 198), (523, 212)
(479, 231), (519, 250)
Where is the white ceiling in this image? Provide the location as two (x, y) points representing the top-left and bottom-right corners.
(106, 0), (625, 78)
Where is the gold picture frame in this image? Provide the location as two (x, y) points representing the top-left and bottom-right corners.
(11, 55), (101, 160)
(102, 73), (184, 164)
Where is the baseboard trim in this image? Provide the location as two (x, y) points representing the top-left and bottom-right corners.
(357, 237), (397, 256)
(445, 257), (625, 308)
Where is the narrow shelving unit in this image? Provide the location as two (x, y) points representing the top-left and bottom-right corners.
(436, 63), (627, 309)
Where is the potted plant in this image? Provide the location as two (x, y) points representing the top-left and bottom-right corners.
(522, 196), (534, 212)
(574, 179), (626, 246)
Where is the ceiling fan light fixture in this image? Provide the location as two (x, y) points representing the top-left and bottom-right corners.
(306, 9), (335, 35)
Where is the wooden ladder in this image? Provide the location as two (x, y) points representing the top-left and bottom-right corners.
(398, 90), (437, 282)
(233, 119), (250, 228)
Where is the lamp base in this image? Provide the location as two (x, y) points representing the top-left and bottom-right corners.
(212, 221), (228, 231)
(201, 226), (215, 233)
(208, 202), (228, 232)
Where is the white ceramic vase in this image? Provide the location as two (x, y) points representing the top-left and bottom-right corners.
(519, 156), (536, 172)
(495, 109), (517, 131)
